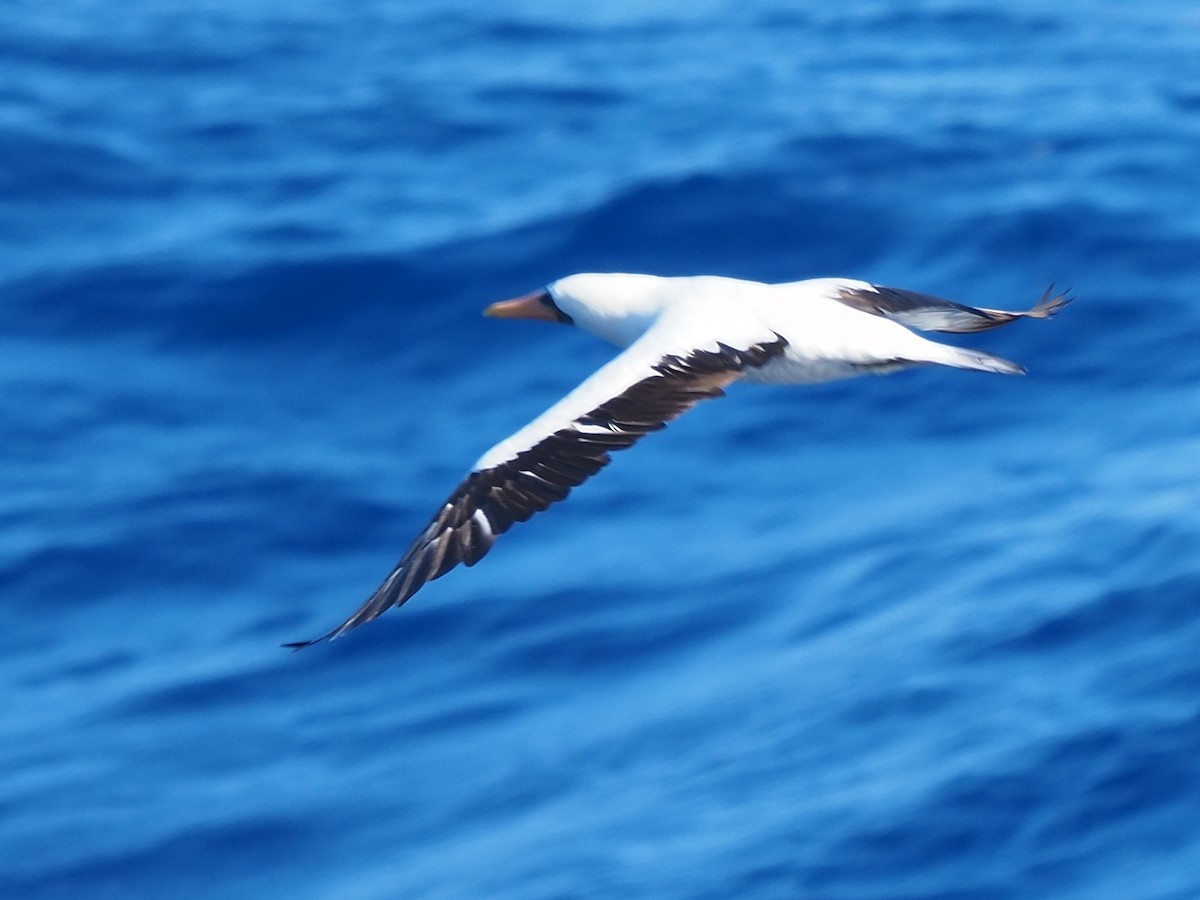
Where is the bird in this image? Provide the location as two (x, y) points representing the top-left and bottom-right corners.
(285, 274), (1068, 648)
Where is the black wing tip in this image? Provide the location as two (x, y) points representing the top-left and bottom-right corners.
(1033, 283), (1074, 317)
(282, 634), (329, 651)
(282, 624), (349, 650)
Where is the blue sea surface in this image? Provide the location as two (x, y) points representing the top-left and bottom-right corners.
(4, 1), (1200, 897)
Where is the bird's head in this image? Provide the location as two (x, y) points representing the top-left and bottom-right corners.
(485, 273), (668, 347)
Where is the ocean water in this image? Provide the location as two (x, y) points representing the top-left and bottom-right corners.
(4, 1), (1200, 897)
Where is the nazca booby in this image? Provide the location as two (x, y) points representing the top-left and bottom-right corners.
(287, 274), (1068, 647)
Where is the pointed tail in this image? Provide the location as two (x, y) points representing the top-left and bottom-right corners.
(938, 345), (1026, 375)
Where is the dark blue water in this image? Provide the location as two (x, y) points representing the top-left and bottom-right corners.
(4, 1), (1200, 897)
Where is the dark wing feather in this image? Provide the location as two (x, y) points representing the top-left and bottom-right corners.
(836, 283), (1071, 333)
(285, 335), (788, 647)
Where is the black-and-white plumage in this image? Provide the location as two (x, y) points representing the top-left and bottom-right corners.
(287, 274), (1068, 647)
(834, 282), (1069, 333)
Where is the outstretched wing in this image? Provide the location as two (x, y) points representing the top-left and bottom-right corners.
(286, 327), (788, 647)
(835, 283), (1071, 333)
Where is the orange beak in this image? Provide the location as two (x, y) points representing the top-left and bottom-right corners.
(484, 290), (561, 322)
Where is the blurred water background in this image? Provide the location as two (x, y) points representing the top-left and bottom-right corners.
(4, 1), (1200, 897)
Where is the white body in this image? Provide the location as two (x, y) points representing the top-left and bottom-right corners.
(477, 273), (1022, 469)
(549, 273), (1007, 384)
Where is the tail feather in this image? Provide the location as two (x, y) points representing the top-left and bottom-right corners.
(943, 346), (1026, 375)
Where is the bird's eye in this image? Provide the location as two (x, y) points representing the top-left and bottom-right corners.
(541, 291), (574, 325)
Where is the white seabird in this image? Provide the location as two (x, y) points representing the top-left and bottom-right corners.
(287, 274), (1068, 647)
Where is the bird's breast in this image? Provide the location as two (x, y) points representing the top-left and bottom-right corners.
(742, 355), (869, 385)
